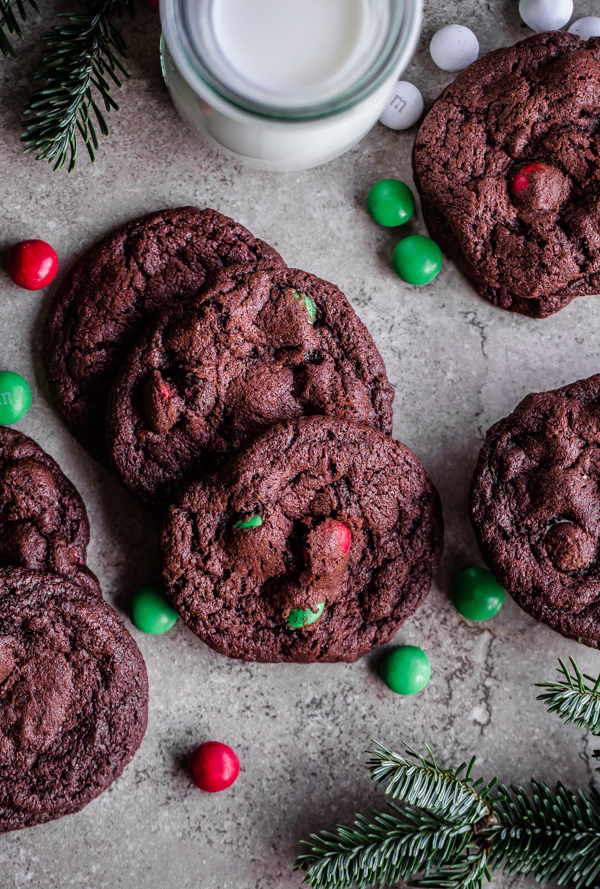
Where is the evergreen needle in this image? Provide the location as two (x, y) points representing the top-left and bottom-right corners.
(0, 0), (40, 59)
(20, 0), (134, 170)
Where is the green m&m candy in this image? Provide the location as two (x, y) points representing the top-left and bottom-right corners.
(0, 371), (31, 424)
(451, 567), (505, 621)
(234, 514), (263, 530)
(130, 583), (178, 635)
(380, 645), (431, 695)
(392, 235), (442, 285)
(293, 290), (316, 324)
(288, 602), (325, 628)
(367, 179), (415, 227)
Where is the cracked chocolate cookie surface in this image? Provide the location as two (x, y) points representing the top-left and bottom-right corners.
(0, 427), (100, 596)
(0, 569), (148, 832)
(470, 374), (600, 646)
(44, 207), (284, 462)
(162, 417), (443, 663)
(413, 32), (600, 318)
(107, 266), (394, 507)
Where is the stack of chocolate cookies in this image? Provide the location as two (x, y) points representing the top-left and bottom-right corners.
(0, 427), (148, 832)
(44, 207), (444, 663)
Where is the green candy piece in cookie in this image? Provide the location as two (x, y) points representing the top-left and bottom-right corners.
(293, 290), (316, 324)
(287, 602), (325, 628)
(234, 515), (264, 530)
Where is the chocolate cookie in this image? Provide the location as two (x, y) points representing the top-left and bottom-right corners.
(162, 417), (443, 663)
(0, 569), (148, 832)
(107, 266), (394, 507)
(470, 374), (600, 647)
(0, 427), (100, 596)
(413, 32), (600, 318)
(44, 207), (284, 462)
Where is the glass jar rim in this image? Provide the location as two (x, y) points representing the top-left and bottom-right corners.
(161, 0), (423, 121)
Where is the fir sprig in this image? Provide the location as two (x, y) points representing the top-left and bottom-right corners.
(486, 781), (600, 888)
(296, 657), (600, 889)
(21, 0), (133, 171)
(536, 656), (600, 735)
(0, 0), (40, 59)
(295, 805), (485, 889)
(296, 744), (600, 889)
(368, 743), (495, 824)
(296, 744), (497, 889)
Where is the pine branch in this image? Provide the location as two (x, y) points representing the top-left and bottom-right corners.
(368, 743), (496, 824)
(484, 781), (600, 888)
(295, 740), (600, 889)
(21, 0), (134, 171)
(296, 744), (496, 889)
(0, 0), (40, 59)
(536, 656), (600, 735)
(295, 805), (481, 889)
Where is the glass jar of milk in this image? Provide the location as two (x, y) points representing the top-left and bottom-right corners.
(160, 0), (422, 171)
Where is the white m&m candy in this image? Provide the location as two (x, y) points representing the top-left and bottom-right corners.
(430, 25), (479, 73)
(569, 17), (600, 40)
(518, 0), (573, 32)
(379, 81), (424, 130)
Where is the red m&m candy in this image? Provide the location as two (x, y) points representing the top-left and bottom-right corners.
(6, 240), (59, 290)
(333, 521), (351, 554)
(188, 741), (240, 792)
(511, 163), (568, 213)
(512, 163), (542, 194)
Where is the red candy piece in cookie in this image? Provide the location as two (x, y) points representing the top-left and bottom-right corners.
(334, 521), (351, 554)
(188, 742), (240, 793)
(512, 163), (542, 194)
(142, 369), (183, 434)
(304, 519), (351, 585)
(7, 240), (58, 290)
(277, 519), (353, 621)
(511, 163), (569, 214)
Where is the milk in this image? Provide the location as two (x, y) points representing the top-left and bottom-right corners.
(211, 0), (367, 97)
(160, 0), (422, 171)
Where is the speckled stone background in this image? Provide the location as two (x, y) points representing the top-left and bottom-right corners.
(1, 1), (600, 886)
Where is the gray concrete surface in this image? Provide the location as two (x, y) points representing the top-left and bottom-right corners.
(1, 1), (600, 887)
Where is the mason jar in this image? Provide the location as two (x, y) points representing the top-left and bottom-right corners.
(160, 0), (422, 172)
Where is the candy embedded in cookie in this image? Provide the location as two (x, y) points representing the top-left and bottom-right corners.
(161, 417), (443, 663)
(469, 374), (600, 647)
(511, 163), (570, 216)
(282, 519), (352, 627)
(107, 266), (394, 507)
(544, 521), (596, 573)
(234, 514), (264, 530)
(0, 569), (148, 832)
